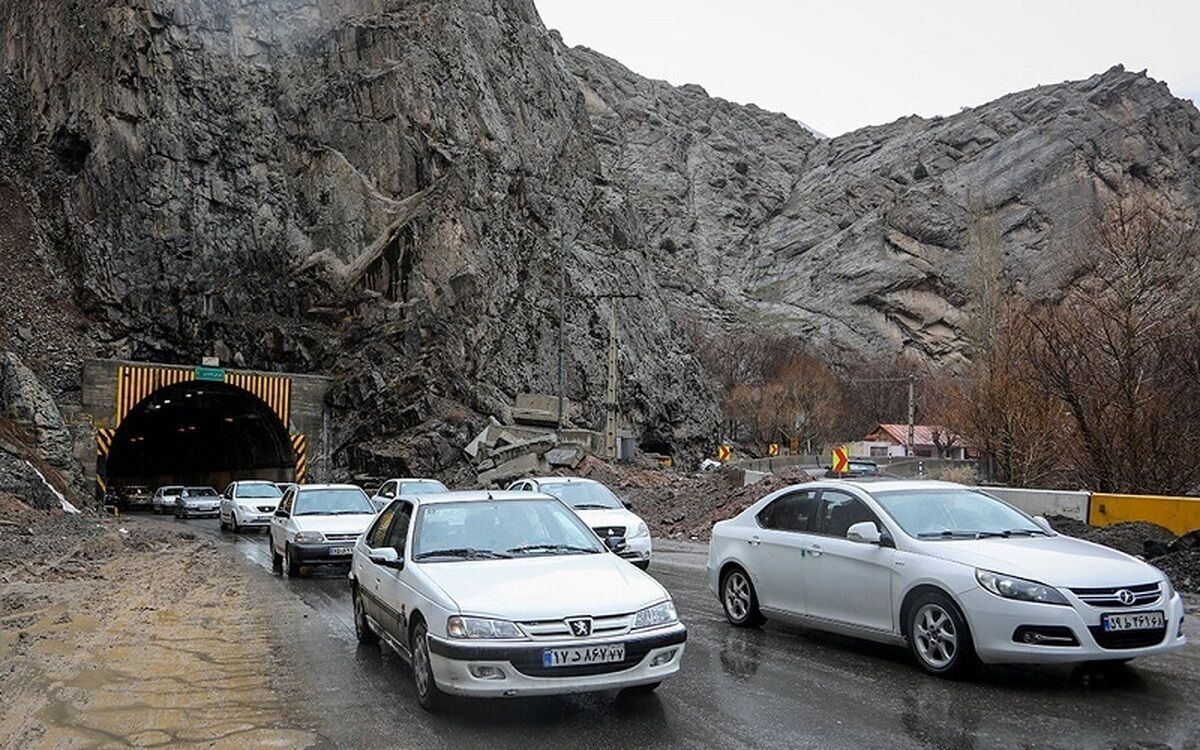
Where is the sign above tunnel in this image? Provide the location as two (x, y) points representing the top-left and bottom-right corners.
(194, 366), (226, 382)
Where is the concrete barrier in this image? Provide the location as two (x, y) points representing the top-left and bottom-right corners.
(1089, 493), (1200, 536)
(980, 487), (1090, 522)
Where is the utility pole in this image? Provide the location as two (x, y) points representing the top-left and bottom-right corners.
(906, 375), (916, 457)
(556, 234), (566, 440)
(604, 304), (618, 459)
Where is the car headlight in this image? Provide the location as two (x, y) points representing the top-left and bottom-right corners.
(294, 531), (327, 544)
(1159, 571), (1176, 601)
(446, 616), (525, 639)
(976, 569), (1069, 606)
(238, 503), (260, 513)
(630, 521), (650, 538)
(632, 600), (678, 630)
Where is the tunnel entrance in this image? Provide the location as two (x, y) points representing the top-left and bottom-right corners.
(105, 380), (295, 492)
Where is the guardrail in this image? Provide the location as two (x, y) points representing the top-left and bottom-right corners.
(1089, 493), (1200, 536)
(981, 487), (1090, 522)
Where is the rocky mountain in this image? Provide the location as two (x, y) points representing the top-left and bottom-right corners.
(1, 0), (1198, 478)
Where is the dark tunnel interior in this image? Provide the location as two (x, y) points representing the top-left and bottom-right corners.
(106, 380), (295, 491)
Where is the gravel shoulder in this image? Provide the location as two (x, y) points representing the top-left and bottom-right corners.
(0, 504), (323, 749)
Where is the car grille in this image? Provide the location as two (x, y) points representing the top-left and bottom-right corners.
(519, 614), (634, 640)
(324, 533), (360, 542)
(1069, 582), (1161, 608)
(256, 505), (275, 513)
(1087, 625), (1167, 650)
(592, 526), (626, 538)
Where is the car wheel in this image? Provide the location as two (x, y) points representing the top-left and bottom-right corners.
(271, 542), (283, 573)
(721, 567), (766, 627)
(282, 544), (299, 578)
(353, 588), (379, 645)
(410, 621), (446, 712)
(908, 592), (977, 677)
(219, 513), (228, 531)
(230, 514), (240, 534)
(633, 560), (650, 571)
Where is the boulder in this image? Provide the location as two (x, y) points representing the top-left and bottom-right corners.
(545, 443), (586, 469)
(477, 452), (539, 487)
(0, 352), (72, 468)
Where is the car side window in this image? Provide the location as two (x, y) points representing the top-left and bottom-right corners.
(756, 490), (818, 532)
(277, 490), (294, 516)
(817, 491), (882, 538)
(368, 503), (398, 548)
(378, 482), (395, 499)
(382, 502), (414, 557)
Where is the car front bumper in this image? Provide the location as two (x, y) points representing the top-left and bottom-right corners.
(291, 541), (357, 564)
(426, 622), (687, 697)
(619, 536), (652, 565)
(234, 509), (274, 527)
(960, 587), (1187, 664)
(177, 505), (220, 517)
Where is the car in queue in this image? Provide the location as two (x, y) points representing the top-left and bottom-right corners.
(175, 486), (221, 519)
(270, 484), (377, 578)
(118, 485), (153, 511)
(220, 480), (284, 532)
(350, 490), (686, 711)
(370, 478), (450, 512)
(708, 480), (1186, 676)
(823, 459), (880, 479)
(507, 477), (653, 569)
(151, 485), (184, 515)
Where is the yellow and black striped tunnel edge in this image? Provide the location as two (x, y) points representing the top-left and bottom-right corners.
(95, 427), (115, 457)
(291, 433), (308, 483)
(114, 365), (293, 427)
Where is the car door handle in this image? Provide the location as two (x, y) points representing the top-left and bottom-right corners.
(748, 536), (761, 546)
(807, 545), (823, 557)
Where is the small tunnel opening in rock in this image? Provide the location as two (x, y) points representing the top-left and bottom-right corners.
(106, 381), (295, 493)
(50, 127), (91, 174)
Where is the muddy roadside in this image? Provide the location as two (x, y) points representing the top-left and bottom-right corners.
(0, 494), (329, 749)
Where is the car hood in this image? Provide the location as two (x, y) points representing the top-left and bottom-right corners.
(917, 534), (1164, 588)
(238, 498), (281, 508)
(572, 508), (642, 532)
(419, 553), (666, 619)
(292, 513), (375, 535)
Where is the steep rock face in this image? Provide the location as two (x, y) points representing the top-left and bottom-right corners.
(0, 0), (720, 470)
(567, 51), (1200, 365)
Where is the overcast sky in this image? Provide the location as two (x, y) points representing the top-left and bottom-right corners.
(536, 0), (1200, 137)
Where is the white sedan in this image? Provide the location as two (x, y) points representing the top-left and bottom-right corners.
(508, 477), (653, 569)
(350, 491), (686, 710)
(369, 477), (449, 512)
(219, 480), (283, 532)
(269, 484), (377, 578)
(708, 480), (1186, 675)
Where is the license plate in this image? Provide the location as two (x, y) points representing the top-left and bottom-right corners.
(329, 546), (353, 556)
(542, 643), (625, 668)
(1102, 611), (1165, 632)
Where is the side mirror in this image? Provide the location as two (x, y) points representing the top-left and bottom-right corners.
(1032, 515), (1054, 534)
(847, 521), (882, 545)
(368, 547), (403, 569)
(604, 535), (628, 553)
(274, 508), (288, 518)
(622, 500), (633, 510)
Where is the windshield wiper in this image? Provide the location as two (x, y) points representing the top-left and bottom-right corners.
(412, 548), (512, 561)
(917, 530), (977, 539)
(506, 544), (598, 555)
(571, 504), (614, 510)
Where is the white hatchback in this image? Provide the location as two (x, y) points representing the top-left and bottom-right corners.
(220, 480), (284, 532)
(269, 484), (377, 578)
(508, 477), (653, 569)
(350, 491), (685, 710)
(708, 480), (1186, 675)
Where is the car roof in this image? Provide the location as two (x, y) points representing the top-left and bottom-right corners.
(237, 480), (277, 485)
(413, 490), (555, 505)
(815, 479), (967, 494)
(524, 476), (596, 485)
(389, 477), (445, 483)
(296, 483), (368, 492)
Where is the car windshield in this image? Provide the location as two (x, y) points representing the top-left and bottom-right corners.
(537, 482), (623, 510)
(398, 480), (448, 495)
(183, 487), (218, 497)
(293, 488), (374, 516)
(871, 488), (1047, 539)
(412, 499), (605, 561)
(237, 484), (282, 499)
(161, 486), (183, 495)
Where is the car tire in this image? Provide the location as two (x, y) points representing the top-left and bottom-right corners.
(410, 620), (446, 712)
(907, 591), (978, 677)
(282, 544), (301, 578)
(633, 560), (650, 571)
(353, 588), (379, 646)
(230, 514), (240, 534)
(721, 567), (766, 628)
(219, 514), (228, 531)
(271, 539), (283, 573)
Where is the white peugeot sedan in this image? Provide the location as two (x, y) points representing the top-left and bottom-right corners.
(508, 477), (653, 569)
(350, 491), (685, 710)
(151, 485), (183, 514)
(219, 480), (284, 532)
(269, 484), (377, 577)
(708, 480), (1186, 676)
(369, 477), (449, 512)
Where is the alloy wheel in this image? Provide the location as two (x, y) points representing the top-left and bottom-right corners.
(913, 603), (958, 669)
(724, 571), (752, 622)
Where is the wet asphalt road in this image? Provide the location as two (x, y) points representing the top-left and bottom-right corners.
(169, 517), (1200, 749)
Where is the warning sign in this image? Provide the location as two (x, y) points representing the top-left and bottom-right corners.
(767, 443), (779, 457)
(831, 446), (849, 474)
(717, 444), (732, 462)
